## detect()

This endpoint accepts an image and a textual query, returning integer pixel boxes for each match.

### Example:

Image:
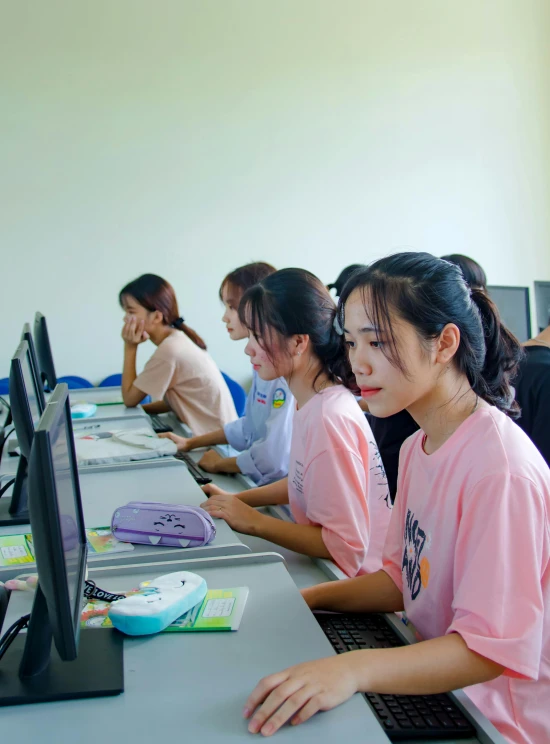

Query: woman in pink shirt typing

[243,253,550,743]
[200,268,392,578]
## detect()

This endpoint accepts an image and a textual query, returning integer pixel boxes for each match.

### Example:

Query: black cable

[0,396,12,427]
[0,613,31,662]
[0,478,16,498]
[0,425,16,463]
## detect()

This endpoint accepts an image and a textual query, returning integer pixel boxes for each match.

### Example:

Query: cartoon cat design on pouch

[111,502,216,549]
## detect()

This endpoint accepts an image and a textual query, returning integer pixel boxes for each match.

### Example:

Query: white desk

[0,553,391,743]
[0,461,250,581]
[68,387,147,421]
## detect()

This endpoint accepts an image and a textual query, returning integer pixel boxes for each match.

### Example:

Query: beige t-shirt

[134,332,237,436]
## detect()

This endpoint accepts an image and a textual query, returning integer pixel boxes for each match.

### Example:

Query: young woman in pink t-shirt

[243,253,550,744]
[200,268,392,578]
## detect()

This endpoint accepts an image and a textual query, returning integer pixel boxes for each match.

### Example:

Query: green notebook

[81,587,249,631]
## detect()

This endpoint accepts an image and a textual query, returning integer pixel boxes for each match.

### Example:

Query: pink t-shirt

[382,406,550,744]
[288,385,392,577]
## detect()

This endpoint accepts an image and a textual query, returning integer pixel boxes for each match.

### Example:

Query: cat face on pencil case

[111,502,216,548]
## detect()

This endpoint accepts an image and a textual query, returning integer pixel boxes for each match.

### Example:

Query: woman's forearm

[142,401,171,414]
[349,633,504,696]
[303,570,405,614]
[238,478,289,507]
[187,429,228,450]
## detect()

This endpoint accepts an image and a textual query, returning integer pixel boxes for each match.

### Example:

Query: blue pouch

[108,571,207,636]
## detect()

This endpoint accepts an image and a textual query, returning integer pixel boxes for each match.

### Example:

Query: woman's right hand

[158,432,191,452]
[301,585,322,611]
[201,483,230,499]
[122,317,149,346]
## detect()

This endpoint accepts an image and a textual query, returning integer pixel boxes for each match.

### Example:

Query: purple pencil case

[111,501,216,548]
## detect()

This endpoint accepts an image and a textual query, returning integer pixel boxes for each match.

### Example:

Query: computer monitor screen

[534,281,550,333]
[0,341,38,526]
[28,384,87,656]
[21,323,46,414]
[33,312,57,391]
[9,340,39,459]
[487,286,532,343]
[0,383,123,705]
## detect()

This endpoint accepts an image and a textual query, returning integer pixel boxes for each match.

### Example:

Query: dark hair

[119,274,207,351]
[441,254,487,291]
[239,268,355,390]
[219,262,277,302]
[339,252,523,416]
[327,264,365,298]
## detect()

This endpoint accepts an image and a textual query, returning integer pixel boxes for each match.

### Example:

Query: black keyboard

[315,613,475,740]
[148,415,173,434]
[174,452,212,486]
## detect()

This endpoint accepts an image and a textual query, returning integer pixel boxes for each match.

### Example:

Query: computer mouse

[70,403,97,419]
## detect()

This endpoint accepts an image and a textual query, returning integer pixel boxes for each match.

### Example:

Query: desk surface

[0,460,249,580]
[0,555,390,743]
[68,387,146,421]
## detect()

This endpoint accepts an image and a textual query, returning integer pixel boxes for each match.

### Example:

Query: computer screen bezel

[534,281,550,333]
[27,384,87,660]
[9,341,36,460]
[487,284,532,342]
[33,312,57,391]
[21,323,47,414]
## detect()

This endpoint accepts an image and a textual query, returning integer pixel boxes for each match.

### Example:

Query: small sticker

[273,388,286,409]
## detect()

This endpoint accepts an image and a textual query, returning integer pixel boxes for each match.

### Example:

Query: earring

[297,351,302,356]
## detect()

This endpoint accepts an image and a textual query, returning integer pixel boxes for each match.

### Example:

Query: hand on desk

[158,432,191,452]
[200,493,261,535]
[244,655,358,736]
[201,483,228,498]
[197,449,223,473]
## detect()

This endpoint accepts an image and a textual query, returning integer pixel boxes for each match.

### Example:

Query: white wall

[2,0,550,386]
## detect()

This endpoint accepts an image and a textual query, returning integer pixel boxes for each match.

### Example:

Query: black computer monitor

[534,281,550,333]
[0,384,123,706]
[0,341,43,527]
[33,312,57,391]
[487,286,532,343]
[21,323,46,414]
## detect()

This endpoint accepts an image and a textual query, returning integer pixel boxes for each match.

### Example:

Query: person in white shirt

[162,262,295,485]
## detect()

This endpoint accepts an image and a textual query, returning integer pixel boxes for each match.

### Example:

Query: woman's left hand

[198,449,223,473]
[200,493,261,535]
[243,655,359,736]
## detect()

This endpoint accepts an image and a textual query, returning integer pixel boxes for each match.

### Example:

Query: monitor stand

[0,458,29,527]
[0,588,124,706]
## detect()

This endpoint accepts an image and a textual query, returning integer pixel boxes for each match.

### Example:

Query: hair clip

[333,314,343,335]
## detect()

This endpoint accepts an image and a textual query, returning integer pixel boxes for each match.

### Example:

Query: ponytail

[171,316,207,351]
[469,289,523,417]
[120,274,207,351]
[339,252,523,416]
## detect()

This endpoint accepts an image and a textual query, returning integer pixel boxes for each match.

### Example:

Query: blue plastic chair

[0,378,9,395]
[98,374,122,387]
[57,376,94,390]
[98,373,150,404]
[222,372,246,417]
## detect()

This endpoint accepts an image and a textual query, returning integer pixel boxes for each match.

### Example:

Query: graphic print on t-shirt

[369,439,391,508]
[402,509,430,600]
[292,460,305,495]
